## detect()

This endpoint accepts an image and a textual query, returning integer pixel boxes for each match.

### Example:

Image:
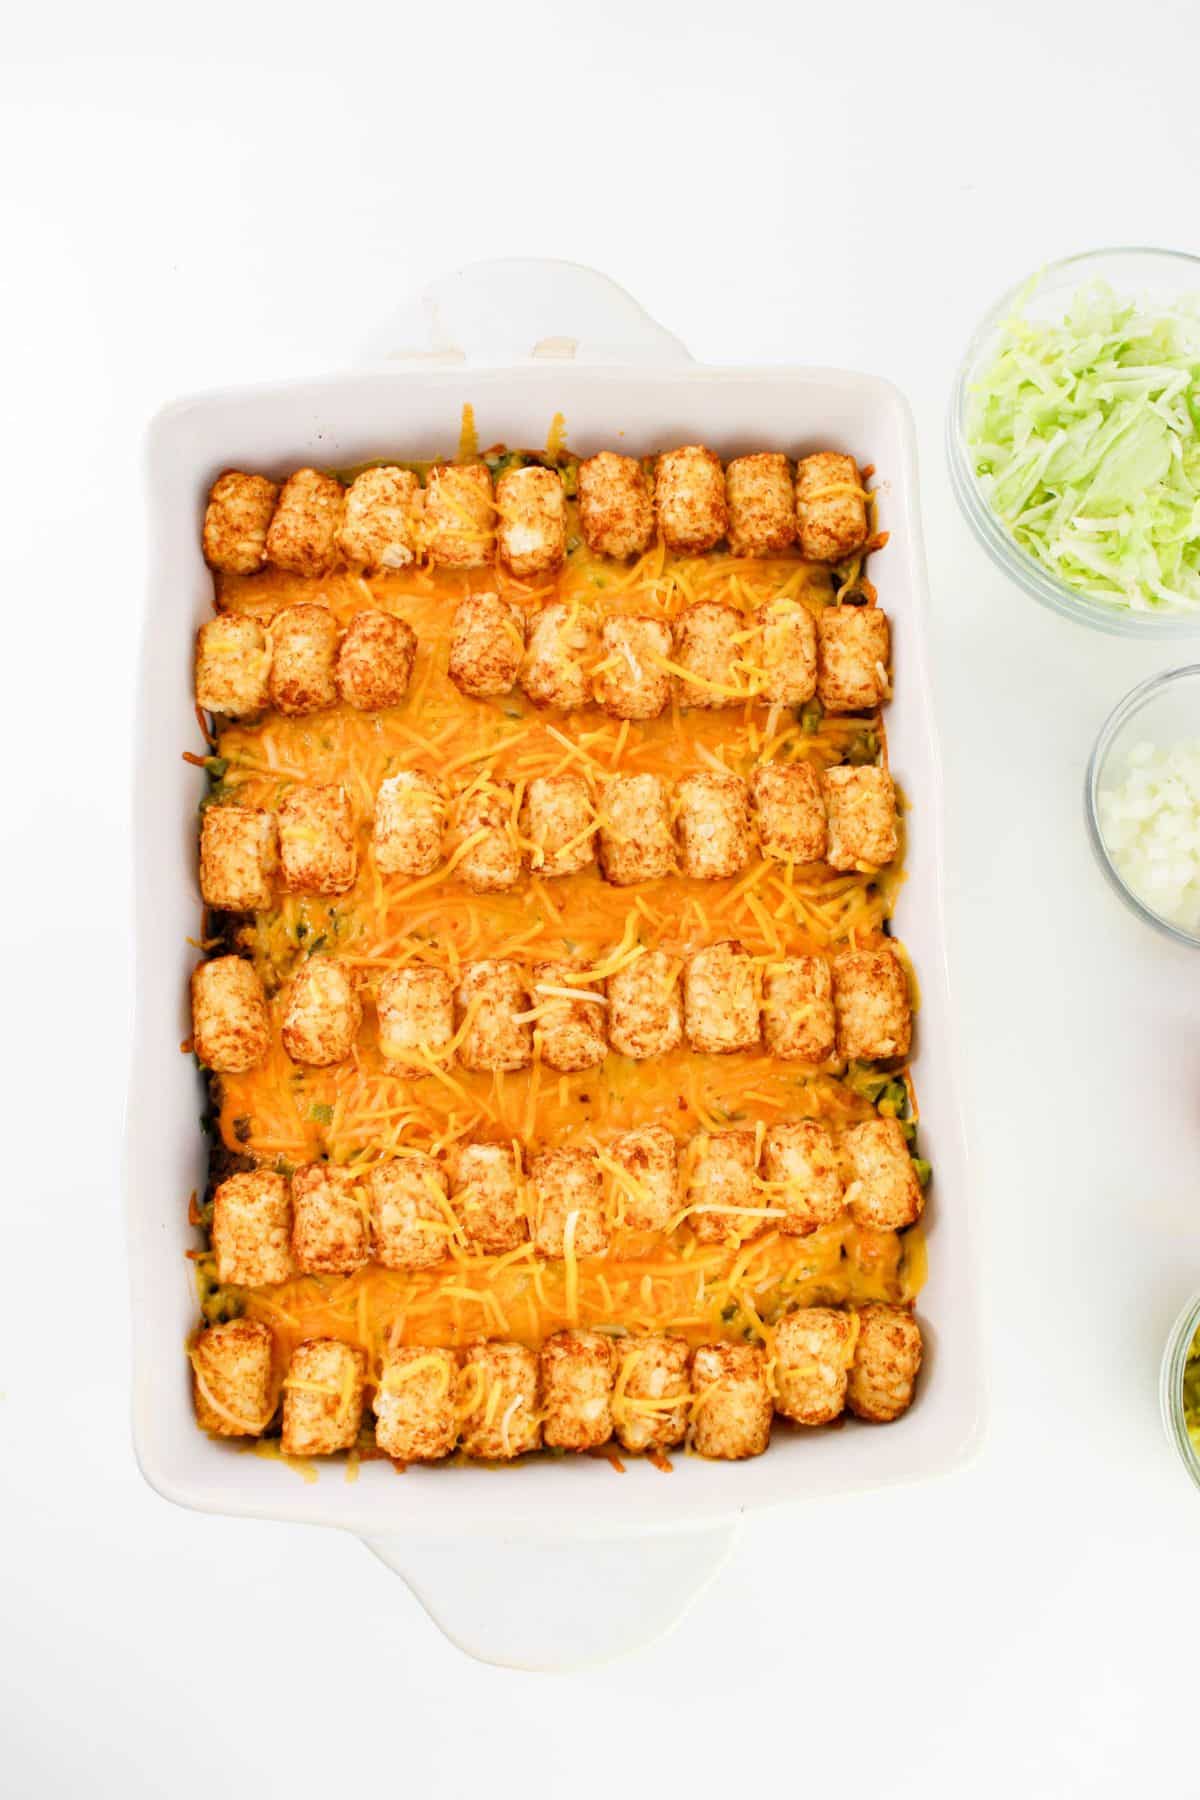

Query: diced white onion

[1098,738,1200,931]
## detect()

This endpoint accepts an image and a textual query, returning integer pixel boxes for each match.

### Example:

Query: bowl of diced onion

[949,247,1200,636]
[1087,666,1200,944]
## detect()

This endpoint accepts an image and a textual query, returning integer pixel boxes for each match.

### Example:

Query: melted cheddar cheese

[199,464,922,1379]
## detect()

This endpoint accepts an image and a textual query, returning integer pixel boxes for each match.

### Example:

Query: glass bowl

[1161,1291,1200,1492]
[1085,665,1200,946]
[948,246,1200,638]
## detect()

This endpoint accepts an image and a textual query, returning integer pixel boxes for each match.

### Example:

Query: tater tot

[496,464,566,576]
[191,1320,276,1438]
[672,600,745,709]
[761,955,836,1062]
[842,1118,923,1230]
[335,466,420,571]
[598,773,674,885]
[817,604,890,714]
[203,471,279,575]
[376,966,455,1072]
[191,956,270,1073]
[447,1142,527,1254]
[683,940,760,1054]
[422,463,494,568]
[613,1336,691,1454]
[282,1339,366,1456]
[726,452,796,557]
[577,451,654,559]
[750,761,827,864]
[335,610,417,711]
[447,591,525,698]
[762,1120,844,1236]
[268,603,338,716]
[530,1147,608,1258]
[591,615,673,720]
[280,957,361,1067]
[755,597,817,705]
[530,961,607,1073]
[655,446,728,553]
[194,614,272,720]
[277,785,358,895]
[290,1162,370,1274]
[211,1170,294,1287]
[690,1343,772,1460]
[373,770,446,877]
[540,1330,617,1451]
[685,1131,760,1245]
[458,1342,541,1459]
[521,601,599,711]
[374,1346,459,1461]
[675,770,752,880]
[773,1307,856,1426]
[605,1125,677,1231]
[795,451,869,563]
[455,960,532,1072]
[798,450,874,561]
[368,1155,451,1271]
[199,804,277,912]
[606,949,683,1060]
[822,765,898,871]
[448,781,523,893]
[847,1304,922,1422]
[832,946,911,1061]
[265,468,344,577]
[520,773,596,877]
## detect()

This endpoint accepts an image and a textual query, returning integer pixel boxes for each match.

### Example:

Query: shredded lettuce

[967,281,1200,612]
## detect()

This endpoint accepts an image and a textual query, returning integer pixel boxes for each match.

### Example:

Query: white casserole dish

[129,261,982,1668]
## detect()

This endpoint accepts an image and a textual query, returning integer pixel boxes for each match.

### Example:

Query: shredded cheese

[203,506,918,1408]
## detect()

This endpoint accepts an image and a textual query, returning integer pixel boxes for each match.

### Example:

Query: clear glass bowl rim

[947,244,1200,640]
[1084,664,1200,949]
[1160,1290,1200,1492]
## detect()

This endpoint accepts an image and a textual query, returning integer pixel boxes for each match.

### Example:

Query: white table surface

[4,2,1200,1791]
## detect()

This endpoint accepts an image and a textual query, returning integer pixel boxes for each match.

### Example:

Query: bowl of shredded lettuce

[950,247,1200,635]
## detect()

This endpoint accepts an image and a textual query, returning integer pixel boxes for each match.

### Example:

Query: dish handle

[356,255,708,1669]
[361,1522,739,1670]
[358,257,694,369]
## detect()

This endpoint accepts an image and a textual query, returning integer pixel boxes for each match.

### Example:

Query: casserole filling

[186,438,928,1467]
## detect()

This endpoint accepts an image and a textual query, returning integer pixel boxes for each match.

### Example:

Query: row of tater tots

[208,1114,925,1289]
[191,938,912,1078]
[195,605,416,719]
[201,449,874,582]
[192,1304,922,1461]
[448,591,888,717]
[199,760,898,916]
[194,593,890,726]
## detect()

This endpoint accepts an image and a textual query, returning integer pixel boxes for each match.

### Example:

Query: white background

[3,1,1200,1792]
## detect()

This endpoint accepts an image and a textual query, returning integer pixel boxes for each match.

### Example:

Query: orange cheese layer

[231,1220,926,1378]
[204,522,918,1354]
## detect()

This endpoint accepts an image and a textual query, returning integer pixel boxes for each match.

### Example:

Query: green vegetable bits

[968,281,1200,612]
[1184,1324,1200,1457]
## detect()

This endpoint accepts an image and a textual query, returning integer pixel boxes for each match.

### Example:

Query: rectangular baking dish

[129,264,981,1553]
